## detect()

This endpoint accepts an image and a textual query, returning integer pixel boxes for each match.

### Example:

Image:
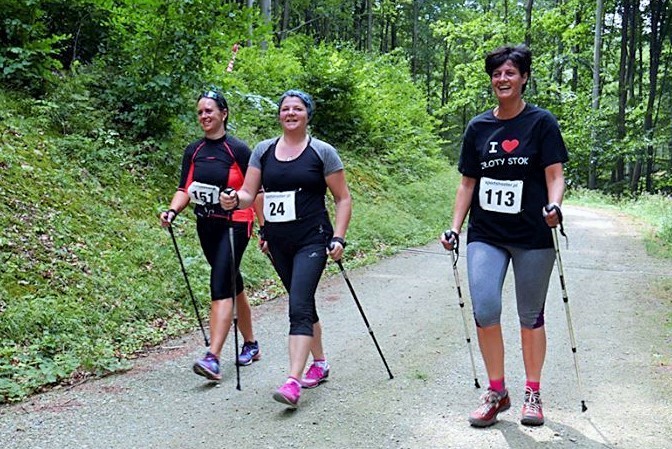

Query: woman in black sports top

[221,90,352,409]
[160,90,262,381]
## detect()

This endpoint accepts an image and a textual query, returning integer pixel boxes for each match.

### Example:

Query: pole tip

[581,401,587,412]
[474,379,481,389]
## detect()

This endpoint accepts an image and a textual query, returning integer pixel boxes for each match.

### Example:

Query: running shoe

[272,378,301,408]
[300,361,330,389]
[468,388,511,427]
[237,341,261,366]
[520,387,544,426]
[192,352,221,381]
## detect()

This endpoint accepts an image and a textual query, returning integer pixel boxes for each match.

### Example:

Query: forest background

[0,0,670,404]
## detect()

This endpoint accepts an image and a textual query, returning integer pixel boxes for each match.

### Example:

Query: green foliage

[0,0,68,94]
[218,38,442,183]
[0,32,451,402]
[2,0,668,405]
[93,1,268,139]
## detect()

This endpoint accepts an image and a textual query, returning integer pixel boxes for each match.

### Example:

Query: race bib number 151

[187,182,220,205]
[479,177,524,214]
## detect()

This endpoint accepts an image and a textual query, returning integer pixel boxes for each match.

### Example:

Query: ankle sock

[313,359,328,369]
[525,380,540,392]
[489,378,506,394]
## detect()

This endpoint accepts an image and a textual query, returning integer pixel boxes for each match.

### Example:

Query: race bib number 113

[479,177,523,214]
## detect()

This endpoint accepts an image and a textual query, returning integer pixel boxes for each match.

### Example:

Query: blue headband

[278,89,315,121]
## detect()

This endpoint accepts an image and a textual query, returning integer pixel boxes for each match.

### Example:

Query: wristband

[331,236,346,248]
[167,208,178,222]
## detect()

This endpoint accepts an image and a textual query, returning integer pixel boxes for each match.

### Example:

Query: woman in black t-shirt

[440,45,568,428]
[160,90,262,381]
[221,90,352,409]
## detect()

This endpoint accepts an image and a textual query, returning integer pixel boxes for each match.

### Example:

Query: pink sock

[526,380,540,392]
[489,378,505,393]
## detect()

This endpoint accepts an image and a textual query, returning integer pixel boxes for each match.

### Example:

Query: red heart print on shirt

[502,139,519,153]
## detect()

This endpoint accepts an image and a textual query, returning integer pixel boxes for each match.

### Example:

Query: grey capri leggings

[466,241,556,329]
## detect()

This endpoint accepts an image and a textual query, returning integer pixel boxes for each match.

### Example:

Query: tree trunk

[644,0,668,192]
[615,0,632,185]
[411,0,420,80]
[354,0,364,51]
[441,41,450,106]
[589,0,604,189]
[571,10,581,92]
[259,0,271,49]
[366,0,373,52]
[524,0,533,48]
[279,0,290,43]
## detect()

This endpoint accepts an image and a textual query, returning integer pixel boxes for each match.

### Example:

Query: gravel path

[1,205,671,449]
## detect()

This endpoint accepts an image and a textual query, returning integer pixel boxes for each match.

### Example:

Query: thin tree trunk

[524,0,533,48]
[279,0,290,43]
[411,0,420,80]
[441,41,451,106]
[571,10,581,92]
[366,0,373,52]
[589,0,604,189]
[644,0,669,192]
[615,0,632,185]
[259,0,271,49]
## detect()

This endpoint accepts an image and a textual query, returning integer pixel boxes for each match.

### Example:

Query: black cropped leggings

[268,241,328,336]
[196,218,249,300]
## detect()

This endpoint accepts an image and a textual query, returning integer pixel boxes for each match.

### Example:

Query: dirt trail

[1,205,671,449]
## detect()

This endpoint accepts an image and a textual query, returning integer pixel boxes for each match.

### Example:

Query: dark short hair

[199,89,229,128]
[278,89,315,121]
[485,45,532,93]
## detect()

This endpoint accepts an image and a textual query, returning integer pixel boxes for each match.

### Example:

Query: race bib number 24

[263,191,297,222]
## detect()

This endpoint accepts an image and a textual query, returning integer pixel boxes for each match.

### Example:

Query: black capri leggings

[268,240,328,336]
[196,218,250,300]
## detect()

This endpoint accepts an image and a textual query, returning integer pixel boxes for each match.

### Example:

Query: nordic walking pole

[444,230,480,388]
[224,189,242,391]
[167,224,209,347]
[334,257,394,379]
[546,205,587,412]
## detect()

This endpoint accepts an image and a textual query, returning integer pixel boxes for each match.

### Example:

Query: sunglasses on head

[202,91,221,100]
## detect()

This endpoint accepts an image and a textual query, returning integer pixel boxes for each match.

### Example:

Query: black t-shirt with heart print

[458,104,569,249]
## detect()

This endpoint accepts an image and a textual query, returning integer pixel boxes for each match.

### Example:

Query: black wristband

[331,236,346,248]
[168,208,178,216]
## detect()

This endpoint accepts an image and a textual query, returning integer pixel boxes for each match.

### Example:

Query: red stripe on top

[222,141,254,224]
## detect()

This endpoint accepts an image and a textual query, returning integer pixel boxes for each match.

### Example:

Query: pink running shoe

[300,361,330,389]
[520,387,544,426]
[273,378,301,408]
[468,388,511,427]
